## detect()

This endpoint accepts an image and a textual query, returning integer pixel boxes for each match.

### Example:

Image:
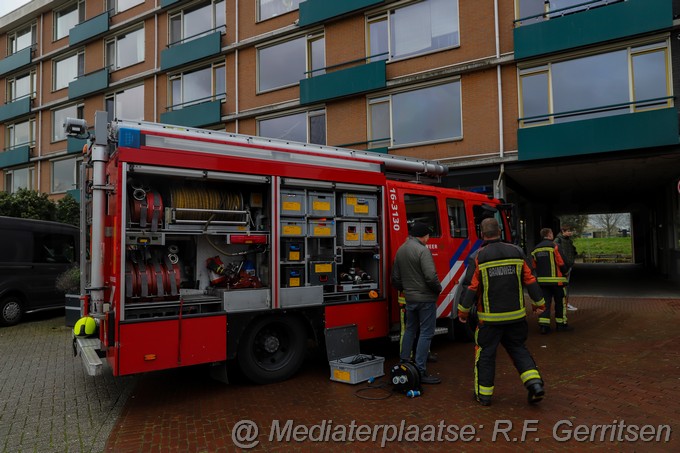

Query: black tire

[237,315,307,384]
[0,295,23,327]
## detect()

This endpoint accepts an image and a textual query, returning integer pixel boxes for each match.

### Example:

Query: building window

[516,0,612,26]
[52,157,81,193]
[6,118,36,150]
[54,1,85,41]
[258,0,302,21]
[106,85,144,121]
[106,0,144,14]
[54,51,85,91]
[4,167,35,193]
[7,71,36,102]
[52,104,84,142]
[258,109,326,145]
[169,64,225,110]
[106,27,145,70]
[169,0,225,45]
[519,41,671,127]
[258,33,325,92]
[8,23,36,55]
[368,80,462,148]
[367,0,459,61]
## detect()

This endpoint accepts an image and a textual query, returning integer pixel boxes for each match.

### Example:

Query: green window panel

[0,145,30,169]
[160,0,182,7]
[518,108,679,161]
[300,60,386,105]
[299,0,383,26]
[160,32,221,71]
[0,97,31,122]
[160,100,222,128]
[0,47,32,77]
[67,137,88,154]
[68,68,109,99]
[514,0,672,60]
[69,11,109,46]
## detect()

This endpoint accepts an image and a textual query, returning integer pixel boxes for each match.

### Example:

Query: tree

[558,215,588,236]
[2,188,56,220]
[590,213,627,237]
[56,194,80,226]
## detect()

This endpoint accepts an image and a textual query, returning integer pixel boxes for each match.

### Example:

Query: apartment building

[1,0,679,278]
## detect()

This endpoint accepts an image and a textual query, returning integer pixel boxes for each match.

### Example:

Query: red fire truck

[71,113,514,384]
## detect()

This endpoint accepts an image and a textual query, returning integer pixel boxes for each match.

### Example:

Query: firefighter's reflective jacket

[531,239,568,286]
[459,239,544,324]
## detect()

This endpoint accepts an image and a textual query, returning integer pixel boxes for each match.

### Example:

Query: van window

[447,198,467,238]
[2,229,32,262]
[33,233,76,263]
[404,194,440,237]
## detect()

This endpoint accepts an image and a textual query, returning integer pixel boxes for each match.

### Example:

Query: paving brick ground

[104,296,680,452]
[0,312,136,453]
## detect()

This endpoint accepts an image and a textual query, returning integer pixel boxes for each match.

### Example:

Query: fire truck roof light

[118,128,141,148]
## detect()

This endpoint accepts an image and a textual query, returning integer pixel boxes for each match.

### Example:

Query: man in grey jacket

[391,222,442,384]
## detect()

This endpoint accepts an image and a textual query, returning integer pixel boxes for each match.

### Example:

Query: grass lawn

[574,237,632,257]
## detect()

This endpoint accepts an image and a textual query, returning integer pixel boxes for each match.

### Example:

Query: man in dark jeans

[391,222,442,384]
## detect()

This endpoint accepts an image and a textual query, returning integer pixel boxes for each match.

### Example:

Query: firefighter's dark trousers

[538,285,567,326]
[474,319,542,399]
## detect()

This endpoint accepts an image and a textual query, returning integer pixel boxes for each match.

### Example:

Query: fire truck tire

[237,315,307,384]
[0,295,23,326]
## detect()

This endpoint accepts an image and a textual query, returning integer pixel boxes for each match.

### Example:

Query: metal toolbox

[309,261,336,285]
[280,189,306,217]
[338,221,361,246]
[308,191,335,217]
[360,222,378,246]
[281,219,306,237]
[325,324,385,384]
[340,193,378,217]
[308,219,336,237]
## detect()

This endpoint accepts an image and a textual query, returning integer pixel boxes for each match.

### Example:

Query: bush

[56,266,81,294]
[0,189,80,226]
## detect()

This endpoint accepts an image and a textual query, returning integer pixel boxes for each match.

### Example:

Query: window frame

[367,79,463,149]
[257,108,327,145]
[51,155,82,194]
[105,25,145,71]
[8,22,37,55]
[53,50,85,91]
[257,0,303,22]
[105,84,145,122]
[447,198,468,238]
[403,193,441,238]
[168,0,226,46]
[7,71,37,103]
[106,0,145,15]
[52,104,84,143]
[257,31,325,93]
[168,62,226,111]
[366,0,460,62]
[6,118,36,150]
[4,166,35,194]
[54,0,85,41]
[518,39,672,128]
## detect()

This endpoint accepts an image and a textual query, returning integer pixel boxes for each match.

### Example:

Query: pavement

[1,263,679,452]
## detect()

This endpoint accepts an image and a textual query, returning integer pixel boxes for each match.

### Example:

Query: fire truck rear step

[75,337,103,376]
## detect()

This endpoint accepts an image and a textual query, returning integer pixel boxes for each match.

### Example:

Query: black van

[0,216,79,326]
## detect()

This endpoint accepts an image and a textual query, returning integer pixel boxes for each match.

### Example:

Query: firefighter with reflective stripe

[458,218,546,406]
[531,228,571,334]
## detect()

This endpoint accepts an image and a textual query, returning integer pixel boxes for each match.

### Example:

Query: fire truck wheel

[0,295,23,326]
[237,316,307,384]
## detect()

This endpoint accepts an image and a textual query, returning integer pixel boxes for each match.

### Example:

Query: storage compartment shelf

[124,294,222,320]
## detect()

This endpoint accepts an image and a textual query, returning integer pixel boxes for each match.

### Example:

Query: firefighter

[531,228,571,334]
[458,218,546,406]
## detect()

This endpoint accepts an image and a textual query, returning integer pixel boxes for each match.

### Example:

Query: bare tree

[590,213,626,237]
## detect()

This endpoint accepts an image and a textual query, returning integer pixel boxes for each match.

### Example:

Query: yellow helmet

[73,316,97,337]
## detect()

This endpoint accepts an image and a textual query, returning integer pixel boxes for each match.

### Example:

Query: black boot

[556,324,574,332]
[527,382,545,404]
[539,325,551,335]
